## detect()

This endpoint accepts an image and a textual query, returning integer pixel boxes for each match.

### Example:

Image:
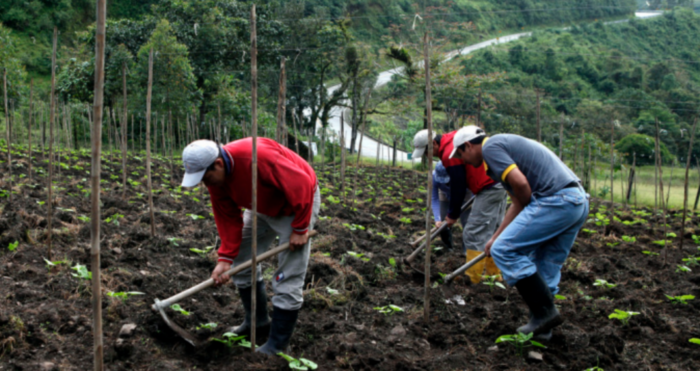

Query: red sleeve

[208,185,244,263]
[263,155,316,235]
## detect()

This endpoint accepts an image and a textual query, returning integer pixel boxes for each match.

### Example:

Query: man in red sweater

[180,138,320,355]
[412,129,506,283]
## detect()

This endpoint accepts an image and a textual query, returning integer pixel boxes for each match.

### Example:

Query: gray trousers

[461,184,507,253]
[231,187,321,310]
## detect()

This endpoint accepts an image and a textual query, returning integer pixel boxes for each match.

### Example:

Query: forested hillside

[453,8,700,163]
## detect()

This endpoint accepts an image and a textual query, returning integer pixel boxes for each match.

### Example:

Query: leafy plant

[582,228,597,234]
[682,255,700,266]
[186,213,205,220]
[495,332,546,356]
[104,213,124,226]
[210,332,251,348]
[43,258,68,270]
[374,305,404,316]
[190,246,214,256]
[77,215,90,222]
[482,274,506,291]
[401,207,415,213]
[665,294,695,305]
[71,264,92,280]
[170,304,191,316]
[388,258,397,269]
[277,353,318,370]
[326,287,339,295]
[167,237,182,246]
[690,338,700,346]
[7,241,18,251]
[621,235,636,243]
[554,294,567,300]
[347,251,370,262]
[196,323,218,330]
[342,223,365,231]
[676,265,692,273]
[642,250,659,256]
[608,309,639,326]
[326,195,340,204]
[399,217,412,224]
[107,291,145,302]
[593,279,617,289]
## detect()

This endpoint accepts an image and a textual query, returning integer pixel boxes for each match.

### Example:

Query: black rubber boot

[256,307,299,356]
[230,283,271,337]
[439,226,454,250]
[514,273,563,336]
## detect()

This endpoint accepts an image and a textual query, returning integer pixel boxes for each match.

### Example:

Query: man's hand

[289,232,309,251]
[211,261,232,286]
[484,237,495,257]
[435,220,443,228]
[444,216,457,227]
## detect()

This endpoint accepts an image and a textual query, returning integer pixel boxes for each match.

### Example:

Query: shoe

[256,307,299,356]
[464,250,486,284]
[439,226,453,250]
[229,283,271,337]
[514,273,563,336]
[484,257,502,281]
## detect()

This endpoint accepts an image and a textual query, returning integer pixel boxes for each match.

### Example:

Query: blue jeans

[490,186,589,294]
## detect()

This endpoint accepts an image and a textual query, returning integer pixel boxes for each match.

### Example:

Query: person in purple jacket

[431,161,458,250]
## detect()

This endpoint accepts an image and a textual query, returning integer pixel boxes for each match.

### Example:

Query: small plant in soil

[584,367,605,371]
[582,228,597,235]
[399,217,412,224]
[608,309,639,326]
[167,237,181,246]
[43,258,68,270]
[342,223,365,231]
[77,215,90,222]
[665,294,695,305]
[374,305,403,316]
[190,246,214,256]
[104,213,124,226]
[495,332,546,356]
[277,352,318,370]
[643,250,660,256]
[186,213,205,220]
[482,274,506,291]
[196,323,217,330]
[347,251,370,262]
[325,287,339,295]
[210,332,251,348]
[593,279,617,289]
[107,291,145,302]
[681,255,700,266]
[71,264,92,280]
[676,265,692,273]
[7,241,18,252]
[169,304,191,316]
[401,207,414,213]
[689,338,700,346]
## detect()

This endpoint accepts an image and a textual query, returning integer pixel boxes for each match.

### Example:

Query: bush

[615,134,672,165]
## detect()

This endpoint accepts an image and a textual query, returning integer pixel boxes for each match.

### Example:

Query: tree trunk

[121,62,128,199]
[3,68,10,202]
[47,28,57,260]
[680,117,697,251]
[340,113,346,199]
[146,49,156,236]
[276,57,286,144]
[423,31,433,323]
[626,154,635,202]
[28,79,34,181]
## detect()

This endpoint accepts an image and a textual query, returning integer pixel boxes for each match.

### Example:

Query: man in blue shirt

[451,126,589,340]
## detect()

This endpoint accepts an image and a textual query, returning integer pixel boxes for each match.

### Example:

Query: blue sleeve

[446,165,467,220]
[431,174,441,222]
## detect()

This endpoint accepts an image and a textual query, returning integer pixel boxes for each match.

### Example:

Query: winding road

[316,11,662,161]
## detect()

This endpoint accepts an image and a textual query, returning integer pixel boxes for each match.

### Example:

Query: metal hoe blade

[154,299,202,347]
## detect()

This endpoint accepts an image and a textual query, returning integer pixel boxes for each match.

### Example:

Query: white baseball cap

[411,129,437,160]
[449,126,486,159]
[181,140,220,187]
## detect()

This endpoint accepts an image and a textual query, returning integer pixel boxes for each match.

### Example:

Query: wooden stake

[656,119,668,265]
[91,1,106,366]
[423,31,433,323]
[3,68,10,202]
[609,120,614,221]
[121,62,128,199]
[340,112,346,198]
[654,117,659,213]
[276,57,286,144]
[28,79,34,181]
[250,5,259,351]
[666,159,674,207]
[680,117,697,251]
[48,28,57,260]
[146,49,156,236]
[626,153,635,202]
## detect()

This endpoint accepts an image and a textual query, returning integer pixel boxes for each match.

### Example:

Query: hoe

[152,230,318,347]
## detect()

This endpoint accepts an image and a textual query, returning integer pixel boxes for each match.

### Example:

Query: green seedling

[582,228,597,234]
[584,367,604,371]
[666,232,677,238]
[210,332,251,348]
[399,217,412,224]
[326,195,340,204]
[495,332,546,356]
[652,240,672,246]
[71,264,92,280]
[107,291,145,302]
[7,241,18,251]
[690,338,700,346]
[676,265,692,273]
[593,279,617,289]
[482,274,506,291]
[374,305,404,316]
[167,237,181,246]
[190,246,214,256]
[77,215,90,222]
[682,256,700,266]
[606,242,620,248]
[642,251,659,256]
[169,304,191,316]
[347,252,370,262]
[43,258,68,270]
[388,258,397,269]
[104,214,124,226]
[401,207,414,213]
[326,287,339,295]
[342,223,365,231]
[277,353,318,370]
[692,235,700,245]
[186,213,205,220]
[608,309,639,326]
[375,232,396,240]
[36,200,45,206]
[554,295,567,300]
[665,294,695,305]
[196,323,218,330]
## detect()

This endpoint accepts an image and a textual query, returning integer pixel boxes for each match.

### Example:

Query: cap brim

[449,146,459,159]
[411,147,426,161]
[181,169,206,187]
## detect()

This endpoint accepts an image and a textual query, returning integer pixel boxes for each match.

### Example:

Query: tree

[615,133,672,165]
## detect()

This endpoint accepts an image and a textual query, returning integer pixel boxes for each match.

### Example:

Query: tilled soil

[1,147,699,370]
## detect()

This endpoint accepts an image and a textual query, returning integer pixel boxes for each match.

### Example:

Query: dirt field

[1,147,699,370]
